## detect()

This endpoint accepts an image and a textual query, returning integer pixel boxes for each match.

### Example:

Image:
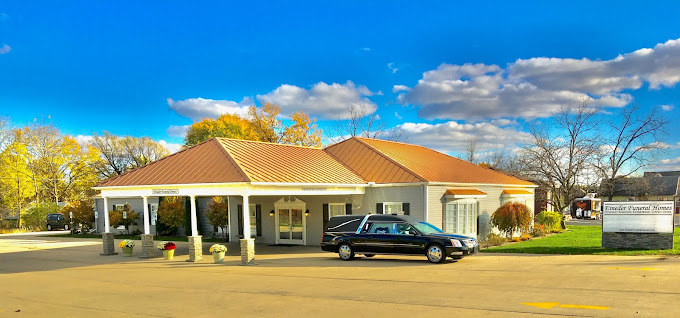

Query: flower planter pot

[162,249,175,260]
[122,247,133,257]
[212,251,225,263]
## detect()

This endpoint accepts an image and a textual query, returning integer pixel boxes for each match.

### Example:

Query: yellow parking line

[559,304,609,310]
[606,267,660,271]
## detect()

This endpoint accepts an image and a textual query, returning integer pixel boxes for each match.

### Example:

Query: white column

[103,197,110,233]
[242,194,251,239]
[142,196,150,235]
[190,195,198,236]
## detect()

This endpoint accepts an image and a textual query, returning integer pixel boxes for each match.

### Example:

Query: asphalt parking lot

[1,234,679,317]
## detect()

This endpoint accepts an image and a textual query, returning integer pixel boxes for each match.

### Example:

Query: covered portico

[95,182,365,264]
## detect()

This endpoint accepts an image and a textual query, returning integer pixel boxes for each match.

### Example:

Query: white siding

[355,185,425,220]
[428,184,535,238]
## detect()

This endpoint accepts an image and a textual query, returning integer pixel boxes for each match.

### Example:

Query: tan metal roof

[502,189,533,195]
[445,189,488,196]
[217,139,366,184]
[96,138,366,187]
[324,138,424,183]
[327,137,534,186]
[96,139,248,187]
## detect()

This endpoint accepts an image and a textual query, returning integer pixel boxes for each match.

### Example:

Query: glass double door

[277,208,304,244]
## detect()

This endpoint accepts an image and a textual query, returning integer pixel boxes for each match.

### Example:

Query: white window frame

[114,204,125,211]
[444,199,478,236]
[328,203,346,220]
[383,202,403,215]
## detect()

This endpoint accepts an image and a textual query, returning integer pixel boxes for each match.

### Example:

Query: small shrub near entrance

[206,197,229,240]
[531,224,548,237]
[157,197,185,236]
[535,210,562,232]
[480,233,507,248]
[491,202,533,238]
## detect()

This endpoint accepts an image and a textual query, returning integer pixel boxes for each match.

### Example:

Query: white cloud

[387,62,399,74]
[394,120,531,154]
[158,140,183,153]
[0,44,11,54]
[256,81,379,120]
[167,97,252,121]
[659,157,680,165]
[360,47,371,52]
[394,112,402,120]
[166,125,190,138]
[75,135,93,147]
[396,38,680,120]
[661,104,674,111]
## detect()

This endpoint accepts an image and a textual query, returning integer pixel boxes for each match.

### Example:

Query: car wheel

[364,254,375,258]
[47,224,52,231]
[426,244,446,263]
[64,224,69,231]
[338,244,355,261]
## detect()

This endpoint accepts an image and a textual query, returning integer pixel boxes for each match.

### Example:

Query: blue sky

[1,1,679,170]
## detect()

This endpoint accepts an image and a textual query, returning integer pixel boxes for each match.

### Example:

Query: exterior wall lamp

[269,210,274,216]
[305,210,310,216]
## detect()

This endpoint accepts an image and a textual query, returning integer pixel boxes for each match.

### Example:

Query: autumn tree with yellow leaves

[184,103,322,147]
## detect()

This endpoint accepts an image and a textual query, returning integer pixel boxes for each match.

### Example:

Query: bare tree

[90,132,169,179]
[329,104,404,143]
[464,136,479,163]
[519,100,601,212]
[596,104,668,200]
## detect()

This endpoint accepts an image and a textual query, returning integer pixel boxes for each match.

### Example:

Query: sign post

[602,201,675,249]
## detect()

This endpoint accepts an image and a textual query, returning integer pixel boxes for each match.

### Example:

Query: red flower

[165,242,176,250]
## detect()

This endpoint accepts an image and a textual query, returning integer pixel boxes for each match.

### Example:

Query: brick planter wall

[602,232,673,249]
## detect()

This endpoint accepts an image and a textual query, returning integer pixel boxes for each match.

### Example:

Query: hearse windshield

[412,221,443,235]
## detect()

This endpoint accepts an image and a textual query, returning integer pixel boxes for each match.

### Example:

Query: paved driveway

[1,234,679,317]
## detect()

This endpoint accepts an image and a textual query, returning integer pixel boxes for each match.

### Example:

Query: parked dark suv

[46,213,69,231]
[321,214,478,263]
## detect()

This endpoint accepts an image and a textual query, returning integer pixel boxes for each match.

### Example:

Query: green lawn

[482,225,680,256]
[44,233,229,243]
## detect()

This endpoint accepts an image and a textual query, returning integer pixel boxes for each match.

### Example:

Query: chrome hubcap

[339,246,351,258]
[428,246,443,262]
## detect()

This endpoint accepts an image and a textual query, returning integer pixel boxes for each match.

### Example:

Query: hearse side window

[368,222,396,234]
[395,223,416,235]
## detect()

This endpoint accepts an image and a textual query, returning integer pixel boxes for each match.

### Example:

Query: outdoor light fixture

[305,209,310,216]
[269,210,274,216]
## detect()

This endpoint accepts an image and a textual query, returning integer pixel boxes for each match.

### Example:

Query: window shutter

[346,203,352,215]
[402,203,410,215]
[376,203,383,214]
[256,204,262,237]
[237,204,243,237]
[322,204,329,230]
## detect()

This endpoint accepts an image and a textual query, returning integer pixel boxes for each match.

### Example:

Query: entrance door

[275,198,306,245]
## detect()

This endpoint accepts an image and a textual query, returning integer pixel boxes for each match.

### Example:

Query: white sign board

[150,204,158,226]
[602,201,675,234]
[152,189,179,195]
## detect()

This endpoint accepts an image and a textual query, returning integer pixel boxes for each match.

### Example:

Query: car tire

[426,244,446,264]
[364,254,375,258]
[338,244,355,261]
[47,224,52,231]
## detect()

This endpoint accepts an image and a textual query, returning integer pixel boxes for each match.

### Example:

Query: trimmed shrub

[530,224,548,237]
[108,203,139,234]
[59,199,95,232]
[22,203,60,231]
[491,202,533,238]
[535,210,562,232]
[481,233,507,248]
[521,233,531,241]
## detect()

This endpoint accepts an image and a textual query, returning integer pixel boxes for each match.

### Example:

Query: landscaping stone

[602,232,673,250]
[139,234,154,258]
[240,238,255,265]
[187,235,203,262]
[100,233,117,256]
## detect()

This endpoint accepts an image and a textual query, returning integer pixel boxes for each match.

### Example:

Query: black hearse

[321,214,478,263]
